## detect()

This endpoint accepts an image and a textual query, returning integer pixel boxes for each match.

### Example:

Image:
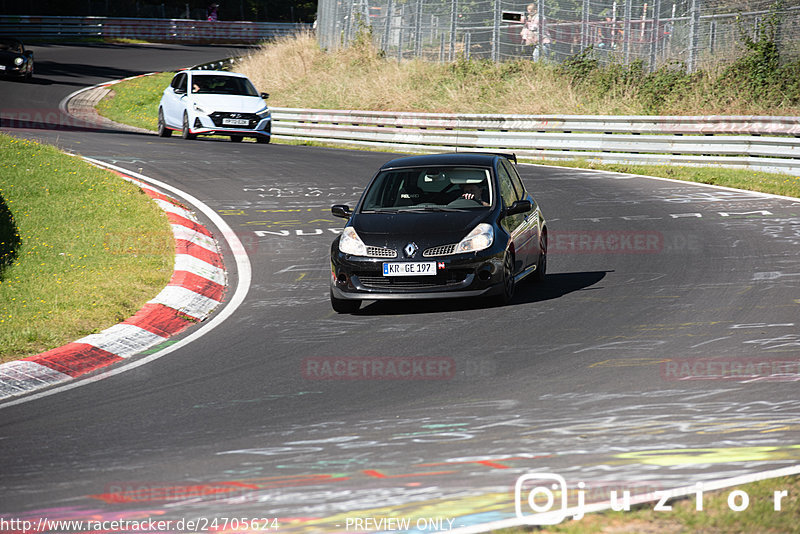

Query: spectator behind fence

[207,3,219,21]
[520,3,551,61]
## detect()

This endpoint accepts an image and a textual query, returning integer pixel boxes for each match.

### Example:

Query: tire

[181,112,196,140]
[256,122,271,144]
[230,135,243,142]
[157,108,172,137]
[493,252,516,306]
[532,230,547,283]
[331,291,360,313]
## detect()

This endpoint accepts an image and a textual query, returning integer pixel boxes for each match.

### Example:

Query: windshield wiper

[392,207,469,213]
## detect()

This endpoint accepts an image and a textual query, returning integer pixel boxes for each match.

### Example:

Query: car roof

[379,152,514,170]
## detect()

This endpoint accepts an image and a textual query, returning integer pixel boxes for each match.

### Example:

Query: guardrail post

[581,0,589,50]
[398,4,405,61]
[649,0,661,71]
[449,0,458,61]
[623,0,632,65]
[382,0,393,53]
[537,0,544,60]
[687,0,701,73]
[492,0,500,62]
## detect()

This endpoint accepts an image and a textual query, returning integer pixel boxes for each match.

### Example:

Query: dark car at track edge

[329,152,547,313]
[0,38,33,81]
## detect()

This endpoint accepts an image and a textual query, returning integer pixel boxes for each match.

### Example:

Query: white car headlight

[339,226,368,256]
[255,108,271,120]
[14,57,24,66]
[456,223,494,253]
[192,103,209,115]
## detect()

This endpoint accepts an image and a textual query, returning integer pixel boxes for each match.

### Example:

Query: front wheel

[181,112,196,140]
[492,252,516,306]
[256,122,271,144]
[157,108,171,137]
[331,291,360,313]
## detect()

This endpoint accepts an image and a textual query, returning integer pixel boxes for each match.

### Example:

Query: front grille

[423,244,457,257]
[355,270,470,290]
[209,112,260,129]
[366,246,397,258]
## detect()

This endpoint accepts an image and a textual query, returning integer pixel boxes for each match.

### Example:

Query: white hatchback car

[158,70,271,143]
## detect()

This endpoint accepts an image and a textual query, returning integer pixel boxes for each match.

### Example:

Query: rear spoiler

[467,151,517,164]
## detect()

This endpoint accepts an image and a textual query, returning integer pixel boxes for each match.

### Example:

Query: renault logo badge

[404,242,418,258]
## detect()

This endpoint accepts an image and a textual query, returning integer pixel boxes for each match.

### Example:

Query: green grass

[0,135,173,361]
[501,476,800,533]
[95,72,173,131]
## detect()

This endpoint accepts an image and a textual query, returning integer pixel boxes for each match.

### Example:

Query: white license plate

[222,118,249,126]
[383,262,437,276]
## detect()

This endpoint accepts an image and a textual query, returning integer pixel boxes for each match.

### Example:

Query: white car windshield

[191,75,258,96]
[361,166,493,212]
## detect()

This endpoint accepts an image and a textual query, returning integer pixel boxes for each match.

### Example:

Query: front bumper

[189,114,271,138]
[0,64,29,77]
[330,246,506,301]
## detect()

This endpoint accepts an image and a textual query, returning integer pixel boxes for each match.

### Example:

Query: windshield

[0,39,22,53]
[361,166,493,212]
[190,75,259,96]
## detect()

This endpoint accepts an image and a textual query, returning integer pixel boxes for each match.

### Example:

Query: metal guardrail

[1,15,311,43]
[271,108,800,176]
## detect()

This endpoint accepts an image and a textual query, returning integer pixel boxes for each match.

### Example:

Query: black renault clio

[329,152,547,313]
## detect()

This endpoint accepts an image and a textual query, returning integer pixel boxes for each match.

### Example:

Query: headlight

[255,108,271,120]
[456,223,494,253]
[192,103,209,115]
[14,57,24,66]
[339,226,368,256]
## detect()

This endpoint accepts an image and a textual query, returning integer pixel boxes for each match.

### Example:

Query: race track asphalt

[1,43,800,531]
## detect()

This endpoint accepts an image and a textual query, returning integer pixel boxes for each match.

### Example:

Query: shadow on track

[356,270,610,316]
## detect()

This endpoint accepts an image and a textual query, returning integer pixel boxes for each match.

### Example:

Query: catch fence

[316,0,800,71]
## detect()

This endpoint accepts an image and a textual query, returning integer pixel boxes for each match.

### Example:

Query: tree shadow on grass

[0,193,20,280]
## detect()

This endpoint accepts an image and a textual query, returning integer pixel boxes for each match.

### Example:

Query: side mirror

[331,205,352,219]
[260,92,270,100]
[505,199,532,216]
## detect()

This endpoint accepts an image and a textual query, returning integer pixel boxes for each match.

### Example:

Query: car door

[162,72,188,127]
[497,161,529,273]
[502,158,541,271]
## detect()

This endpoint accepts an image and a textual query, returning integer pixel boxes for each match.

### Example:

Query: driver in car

[459,182,489,206]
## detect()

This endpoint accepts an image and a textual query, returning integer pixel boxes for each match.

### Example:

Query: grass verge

[95,72,174,131]
[0,134,173,362]
[501,475,800,533]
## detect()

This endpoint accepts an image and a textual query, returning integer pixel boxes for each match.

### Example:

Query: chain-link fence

[316,0,800,71]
